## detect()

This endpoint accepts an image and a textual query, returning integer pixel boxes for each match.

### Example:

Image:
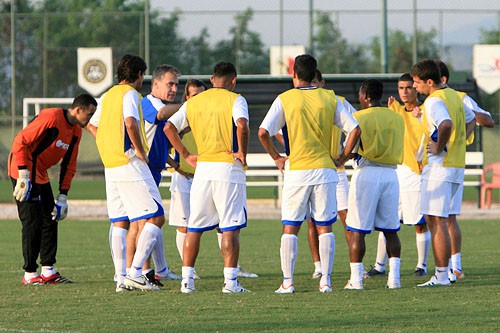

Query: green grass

[0,218,499,332]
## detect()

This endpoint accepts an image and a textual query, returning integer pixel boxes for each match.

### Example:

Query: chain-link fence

[1,1,499,179]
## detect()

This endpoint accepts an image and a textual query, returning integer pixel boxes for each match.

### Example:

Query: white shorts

[449,182,463,215]
[169,173,193,227]
[336,170,349,211]
[281,182,338,227]
[106,177,164,223]
[188,178,247,232]
[397,166,424,225]
[421,178,461,218]
[346,166,400,234]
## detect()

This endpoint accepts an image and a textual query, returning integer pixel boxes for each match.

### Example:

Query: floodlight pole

[11,0,16,138]
[309,0,314,56]
[412,0,417,64]
[381,0,388,73]
[144,0,150,74]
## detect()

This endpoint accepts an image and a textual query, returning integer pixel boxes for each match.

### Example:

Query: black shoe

[366,266,386,277]
[145,270,164,287]
[414,267,427,277]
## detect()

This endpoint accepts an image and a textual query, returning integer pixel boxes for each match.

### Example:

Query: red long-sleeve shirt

[8,108,82,193]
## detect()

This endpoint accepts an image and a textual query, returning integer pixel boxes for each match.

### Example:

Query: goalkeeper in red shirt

[8,93,97,285]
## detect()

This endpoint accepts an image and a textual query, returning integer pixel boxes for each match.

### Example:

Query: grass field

[0,218,499,332]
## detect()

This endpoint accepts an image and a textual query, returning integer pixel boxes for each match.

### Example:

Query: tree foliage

[313,11,371,74]
[479,26,500,44]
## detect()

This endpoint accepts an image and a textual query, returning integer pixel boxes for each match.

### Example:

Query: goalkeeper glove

[52,194,68,221]
[13,169,31,202]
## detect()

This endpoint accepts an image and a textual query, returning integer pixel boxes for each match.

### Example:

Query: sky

[150,0,498,48]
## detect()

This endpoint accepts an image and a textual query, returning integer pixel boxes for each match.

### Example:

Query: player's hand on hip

[13,169,31,202]
[231,151,247,167]
[185,154,198,168]
[52,194,68,221]
[274,155,287,174]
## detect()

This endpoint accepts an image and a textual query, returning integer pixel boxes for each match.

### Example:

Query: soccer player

[344,79,404,290]
[308,69,358,279]
[140,64,185,285]
[165,62,251,293]
[94,54,165,291]
[9,93,97,285]
[366,73,431,278]
[168,79,258,280]
[435,60,494,282]
[259,54,360,293]
[410,59,475,287]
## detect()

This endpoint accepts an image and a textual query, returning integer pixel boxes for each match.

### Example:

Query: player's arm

[156,103,182,122]
[428,119,452,154]
[86,123,97,138]
[234,117,249,166]
[125,116,148,163]
[165,106,197,168]
[258,128,286,173]
[258,97,287,173]
[463,95,494,128]
[333,104,361,167]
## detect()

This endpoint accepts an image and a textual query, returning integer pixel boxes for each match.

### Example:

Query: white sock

[314,261,321,273]
[319,232,335,287]
[280,234,298,288]
[435,266,449,282]
[349,262,364,287]
[451,253,462,273]
[217,232,223,250]
[374,232,388,271]
[416,231,430,270]
[129,223,159,278]
[182,266,194,280]
[25,272,39,279]
[176,230,186,261]
[111,226,127,283]
[41,266,55,277]
[223,267,239,288]
[388,257,401,284]
[152,229,169,276]
[108,223,114,260]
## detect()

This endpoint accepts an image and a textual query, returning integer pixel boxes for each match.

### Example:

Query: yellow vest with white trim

[455,90,474,145]
[185,88,238,164]
[389,102,423,174]
[353,106,404,165]
[422,87,466,168]
[96,85,148,168]
[281,88,337,170]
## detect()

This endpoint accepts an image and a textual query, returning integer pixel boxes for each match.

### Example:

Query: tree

[479,26,500,44]
[212,8,268,74]
[370,28,439,73]
[367,28,440,73]
[313,11,370,74]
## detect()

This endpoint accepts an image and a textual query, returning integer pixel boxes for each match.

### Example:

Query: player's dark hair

[153,64,180,82]
[72,93,97,108]
[183,79,208,102]
[435,60,450,80]
[315,69,323,82]
[399,73,413,83]
[213,62,237,79]
[360,79,383,100]
[294,54,317,83]
[116,54,147,83]
[410,59,441,84]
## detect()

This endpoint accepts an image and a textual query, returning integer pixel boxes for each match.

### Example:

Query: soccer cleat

[275,283,295,294]
[145,270,164,287]
[180,278,196,294]
[193,271,201,280]
[448,271,457,283]
[414,267,427,277]
[344,279,364,290]
[156,270,182,281]
[116,283,132,293]
[124,275,160,291]
[386,280,401,289]
[417,275,451,287]
[319,284,332,293]
[41,272,73,284]
[312,271,322,279]
[365,266,386,277]
[237,267,259,278]
[453,269,465,279]
[22,276,43,285]
[222,281,251,293]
